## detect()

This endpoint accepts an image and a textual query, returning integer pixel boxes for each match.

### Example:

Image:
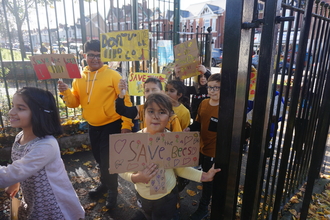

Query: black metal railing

[212,0,330,219]
[0,0,213,130]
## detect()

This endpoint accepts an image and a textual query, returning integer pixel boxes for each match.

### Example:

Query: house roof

[206,4,224,14]
[185,1,225,15]
[166,9,193,21]
[107,3,152,22]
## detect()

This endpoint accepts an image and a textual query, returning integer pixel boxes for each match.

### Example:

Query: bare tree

[1,0,55,58]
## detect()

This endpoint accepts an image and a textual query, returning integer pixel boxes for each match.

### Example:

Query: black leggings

[137,186,179,220]
[199,154,214,208]
[89,120,122,191]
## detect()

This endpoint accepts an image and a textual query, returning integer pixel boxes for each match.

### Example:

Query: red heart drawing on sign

[184,136,193,145]
[127,163,139,171]
[114,139,126,154]
[182,158,191,165]
[193,157,197,161]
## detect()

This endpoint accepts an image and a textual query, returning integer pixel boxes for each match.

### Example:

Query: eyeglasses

[206,86,220,91]
[87,53,101,60]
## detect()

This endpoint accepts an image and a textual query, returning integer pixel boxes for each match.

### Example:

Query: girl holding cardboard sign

[119,93,220,220]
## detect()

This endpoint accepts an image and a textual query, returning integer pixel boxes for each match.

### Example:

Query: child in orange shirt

[185,73,221,219]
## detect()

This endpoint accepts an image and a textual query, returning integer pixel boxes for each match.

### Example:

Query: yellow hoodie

[60,65,133,129]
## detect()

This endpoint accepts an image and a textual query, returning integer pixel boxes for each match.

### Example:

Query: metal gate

[0,0,212,125]
[212,0,330,219]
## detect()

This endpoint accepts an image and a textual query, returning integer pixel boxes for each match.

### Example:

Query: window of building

[212,18,216,31]
[204,19,210,28]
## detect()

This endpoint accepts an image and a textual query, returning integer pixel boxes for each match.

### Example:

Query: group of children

[115,66,222,219]
[0,38,222,220]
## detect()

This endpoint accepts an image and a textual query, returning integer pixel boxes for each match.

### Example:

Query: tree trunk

[16,21,27,59]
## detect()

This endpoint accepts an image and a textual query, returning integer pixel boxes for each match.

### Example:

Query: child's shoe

[105,190,118,209]
[88,184,107,199]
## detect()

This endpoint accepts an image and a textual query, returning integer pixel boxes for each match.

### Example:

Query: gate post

[132,0,140,72]
[210,0,254,218]
[173,0,180,45]
[204,27,212,69]
[79,0,87,44]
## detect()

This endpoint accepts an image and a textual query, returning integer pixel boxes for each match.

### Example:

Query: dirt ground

[1,140,330,219]
[0,151,205,220]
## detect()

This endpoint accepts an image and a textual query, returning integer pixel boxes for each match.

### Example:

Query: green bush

[0,48,29,61]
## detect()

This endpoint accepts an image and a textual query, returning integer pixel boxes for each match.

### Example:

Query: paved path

[62,151,204,220]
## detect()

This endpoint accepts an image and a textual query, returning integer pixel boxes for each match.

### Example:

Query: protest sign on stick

[161,62,175,79]
[101,29,149,62]
[128,72,167,96]
[174,38,200,80]
[29,54,81,80]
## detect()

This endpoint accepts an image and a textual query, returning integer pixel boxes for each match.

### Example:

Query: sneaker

[88,184,107,199]
[189,207,209,220]
[105,190,118,210]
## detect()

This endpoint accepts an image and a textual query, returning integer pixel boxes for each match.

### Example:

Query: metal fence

[2,0,329,219]
[212,0,330,219]
[0,0,212,129]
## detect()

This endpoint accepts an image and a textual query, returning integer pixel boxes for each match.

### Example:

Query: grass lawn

[0,48,30,61]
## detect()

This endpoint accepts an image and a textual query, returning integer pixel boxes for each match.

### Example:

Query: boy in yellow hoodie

[58,39,133,210]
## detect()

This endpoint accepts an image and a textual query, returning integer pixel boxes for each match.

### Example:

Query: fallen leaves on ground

[0,188,10,219]
[61,144,92,155]
[76,188,88,196]
[83,161,93,167]
[186,189,197,196]
[280,178,330,219]
[84,202,97,210]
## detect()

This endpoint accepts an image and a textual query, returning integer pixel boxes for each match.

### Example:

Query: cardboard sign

[108,61,121,70]
[174,38,200,80]
[161,62,175,78]
[109,132,200,174]
[101,30,150,62]
[10,197,20,220]
[29,54,81,80]
[157,40,174,66]
[150,161,166,195]
[128,72,167,96]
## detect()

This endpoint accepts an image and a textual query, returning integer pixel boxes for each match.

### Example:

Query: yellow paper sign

[128,72,167,96]
[248,67,257,101]
[174,38,200,80]
[101,30,149,62]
